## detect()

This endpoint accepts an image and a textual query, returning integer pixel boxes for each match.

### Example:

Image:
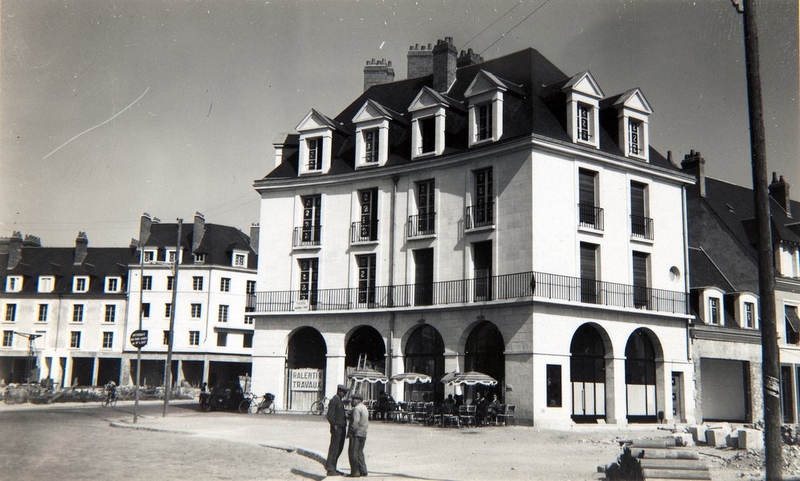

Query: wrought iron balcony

[578,204,604,230]
[351,220,378,243]
[630,215,654,240]
[466,202,494,229]
[293,226,322,247]
[408,212,436,237]
[252,269,687,315]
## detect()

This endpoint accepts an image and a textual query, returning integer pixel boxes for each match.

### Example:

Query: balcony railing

[252,269,687,315]
[293,226,322,247]
[630,215,654,240]
[408,213,436,237]
[578,204,604,230]
[351,220,378,243]
[466,202,494,229]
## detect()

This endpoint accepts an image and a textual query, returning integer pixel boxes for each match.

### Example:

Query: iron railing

[293,226,322,247]
[466,202,494,229]
[252,269,687,315]
[578,204,604,230]
[630,215,654,240]
[351,221,378,243]
[408,213,436,237]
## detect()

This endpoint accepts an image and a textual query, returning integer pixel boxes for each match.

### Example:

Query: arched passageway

[464,321,505,402]
[625,328,658,423]
[286,327,327,411]
[570,324,607,423]
[404,324,444,402]
[346,325,387,399]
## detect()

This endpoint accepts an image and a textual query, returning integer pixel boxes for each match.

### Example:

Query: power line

[460,0,525,52]
[479,0,552,57]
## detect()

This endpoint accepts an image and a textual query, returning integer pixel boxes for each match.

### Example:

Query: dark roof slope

[138,222,257,269]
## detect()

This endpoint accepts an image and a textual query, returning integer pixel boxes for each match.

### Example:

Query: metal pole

[737,0,782,478]
[163,219,182,417]
[134,240,145,424]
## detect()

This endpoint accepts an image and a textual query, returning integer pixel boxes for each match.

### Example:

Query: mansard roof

[138,222,257,269]
[262,47,677,181]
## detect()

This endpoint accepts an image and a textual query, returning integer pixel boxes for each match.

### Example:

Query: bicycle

[101,391,118,408]
[239,392,276,414]
[308,396,328,416]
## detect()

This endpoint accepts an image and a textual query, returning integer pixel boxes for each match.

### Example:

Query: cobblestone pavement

[0,400,758,480]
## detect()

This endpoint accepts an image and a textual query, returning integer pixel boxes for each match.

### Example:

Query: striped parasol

[390,372,432,384]
[443,371,497,386]
[347,369,388,384]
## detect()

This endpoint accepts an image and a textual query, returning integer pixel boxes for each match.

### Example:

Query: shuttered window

[632,251,649,308]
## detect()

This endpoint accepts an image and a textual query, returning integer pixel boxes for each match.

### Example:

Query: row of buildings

[3,37,799,427]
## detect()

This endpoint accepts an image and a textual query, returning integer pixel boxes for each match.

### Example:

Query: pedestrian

[348,391,369,477]
[326,384,350,476]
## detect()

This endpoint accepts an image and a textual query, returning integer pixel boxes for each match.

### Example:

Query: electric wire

[479,0,552,56]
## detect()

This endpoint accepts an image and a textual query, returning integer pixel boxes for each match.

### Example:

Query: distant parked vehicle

[202,380,245,412]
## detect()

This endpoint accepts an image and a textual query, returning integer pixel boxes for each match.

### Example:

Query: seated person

[444,394,455,405]
[488,394,501,424]
[475,394,489,426]
[376,391,395,420]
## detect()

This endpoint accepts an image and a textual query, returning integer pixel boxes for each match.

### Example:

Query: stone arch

[403,323,445,403]
[569,323,612,423]
[345,325,387,400]
[624,327,664,423]
[285,326,327,412]
[464,320,505,402]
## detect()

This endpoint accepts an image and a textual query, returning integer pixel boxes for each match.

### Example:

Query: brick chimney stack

[74,231,88,265]
[433,37,457,93]
[138,213,153,248]
[681,150,706,197]
[193,212,206,253]
[769,172,792,218]
[363,58,395,92]
[407,42,433,79]
[7,231,23,269]
[249,223,260,255]
[457,48,483,68]
[23,235,41,247]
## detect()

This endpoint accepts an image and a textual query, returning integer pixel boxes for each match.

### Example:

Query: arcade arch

[404,324,445,402]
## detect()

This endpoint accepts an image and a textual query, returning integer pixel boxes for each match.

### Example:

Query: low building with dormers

[682,152,800,424]
[251,37,697,427]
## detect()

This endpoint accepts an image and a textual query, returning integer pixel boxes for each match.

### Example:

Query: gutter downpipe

[388,175,399,396]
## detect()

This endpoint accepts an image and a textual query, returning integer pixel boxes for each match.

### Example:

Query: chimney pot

[74,231,88,265]
[681,150,706,197]
[769,171,792,217]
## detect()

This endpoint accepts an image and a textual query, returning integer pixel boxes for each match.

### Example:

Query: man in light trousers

[347,392,369,477]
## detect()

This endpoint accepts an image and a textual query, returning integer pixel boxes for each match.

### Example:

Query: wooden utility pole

[736,0,782,477]
[163,219,182,417]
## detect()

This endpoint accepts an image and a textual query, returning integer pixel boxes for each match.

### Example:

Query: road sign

[130,330,148,348]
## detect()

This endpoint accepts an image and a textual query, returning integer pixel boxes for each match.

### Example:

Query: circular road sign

[130,329,148,348]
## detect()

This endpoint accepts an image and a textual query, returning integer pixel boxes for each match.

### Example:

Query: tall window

[141,276,152,291]
[191,304,202,318]
[477,103,492,141]
[217,332,227,347]
[220,278,231,292]
[577,103,591,141]
[5,304,16,322]
[301,195,322,244]
[416,180,435,235]
[580,243,598,304]
[299,258,319,304]
[165,303,173,318]
[102,332,113,349]
[74,277,88,293]
[630,181,651,239]
[167,276,175,291]
[578,169,601,229]
[192,276,204,291]
[357,188,378,241]
[307,137,323,170]
[745,301,755,328]
[2,331,12,347]
[419,116,436,154]
[628,119,642,155]
[472,168,494,227]
[246,280,256,295]
[163,330,170,346]
[243,333,253,348]
[357,254,377,305]
[364,129,379,163]
[709,297,721,324]
[104,305,116,323]
[141,303,150,318]
[189,331,200,346]
[218,305,229,323]
[106,277,119,293]
[38,304,48,322]
[632,252,650,309]
[70,331,81,348]
[72,304,84,323]
[6,276,21,292]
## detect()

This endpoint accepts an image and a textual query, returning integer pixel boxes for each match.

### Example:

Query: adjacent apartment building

[251,37,696,426]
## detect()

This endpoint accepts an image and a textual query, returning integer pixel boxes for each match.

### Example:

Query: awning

[786,306,800,333]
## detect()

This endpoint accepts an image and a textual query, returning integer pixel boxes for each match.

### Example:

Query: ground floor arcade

[251,301,695,426]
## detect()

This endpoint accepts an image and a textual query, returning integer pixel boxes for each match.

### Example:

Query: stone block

[674,432,694,447]
[706,427,731,448]
[726,432,739,448]
[737,428,764,451]
[688,425,707,444]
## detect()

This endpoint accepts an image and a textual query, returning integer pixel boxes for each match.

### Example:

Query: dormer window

[142,249,156,264]
[465,70,512,147]
[232,251,248,268]
[605,88,652,161]
[352,100,395,168]
[577,103,591,141]
[296,109,339,176]
[105,277,121,293]
[38,276,54,293]
[194,253,206,264]
[559,71,603,149]
[5,276,22,293]
[73,276,89,293]
[166,248,182,264]
[628,119,643,156]
[408,87,452,159]
[364,130,379,163]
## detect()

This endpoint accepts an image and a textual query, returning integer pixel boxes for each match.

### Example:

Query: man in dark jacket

[326,384,350,476]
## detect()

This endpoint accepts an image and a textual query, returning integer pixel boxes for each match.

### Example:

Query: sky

[1,0,798,248]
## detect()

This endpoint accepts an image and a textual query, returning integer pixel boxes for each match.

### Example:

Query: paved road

[0,399,726,481]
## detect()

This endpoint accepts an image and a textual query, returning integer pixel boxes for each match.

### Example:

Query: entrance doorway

[286,327,327,412]
[570,324,606,422]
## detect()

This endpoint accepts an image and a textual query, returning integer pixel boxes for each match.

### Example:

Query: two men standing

[325,384,369,477]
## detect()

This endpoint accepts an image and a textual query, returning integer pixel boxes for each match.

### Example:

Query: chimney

[193,212,206,253]
[138,213,153,247]
[769,172,792,217]
[433,37,457,93]
[74,231,88,265]
[407,42,433,79]
[457,48,483,68]
[363,58,395,92]
[681,150,706,197]
[7,231,23,269]
[249,223,260,255]
[23,235,42,247]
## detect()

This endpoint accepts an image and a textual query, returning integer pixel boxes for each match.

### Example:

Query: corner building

[251,38,696,426]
